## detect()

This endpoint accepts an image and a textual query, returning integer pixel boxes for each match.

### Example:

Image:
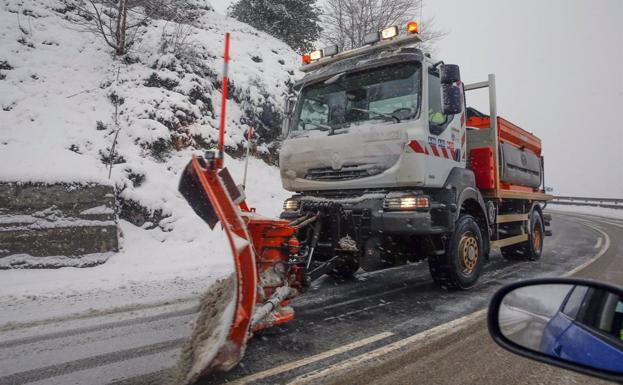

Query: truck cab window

[292,62,421,134]
[428,71,449,134]
[297,98,329,130]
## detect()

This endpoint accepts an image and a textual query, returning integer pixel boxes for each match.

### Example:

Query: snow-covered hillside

[0,0,298,185]
[0,0,296,323]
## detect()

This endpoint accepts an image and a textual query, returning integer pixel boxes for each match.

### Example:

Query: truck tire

[327,258,359,280]
[428,215,483,290]
[501,211,544,261]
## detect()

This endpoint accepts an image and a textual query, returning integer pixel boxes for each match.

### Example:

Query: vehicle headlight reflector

[383,195,429,211]
[309,49,323,61]
[381,26,399,40]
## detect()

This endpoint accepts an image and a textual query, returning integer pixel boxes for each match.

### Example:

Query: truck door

[420,67,465,187]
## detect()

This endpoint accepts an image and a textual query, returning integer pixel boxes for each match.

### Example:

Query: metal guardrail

[551,196,623,210]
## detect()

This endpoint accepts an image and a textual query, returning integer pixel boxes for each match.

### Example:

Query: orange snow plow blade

[177,153,304,383]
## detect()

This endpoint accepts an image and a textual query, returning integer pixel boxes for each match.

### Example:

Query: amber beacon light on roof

[302,21,420,66]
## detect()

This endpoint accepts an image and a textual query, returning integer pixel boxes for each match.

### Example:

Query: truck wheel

[501,212,544,261]
[327,258,359,280]
[428,215,483,290]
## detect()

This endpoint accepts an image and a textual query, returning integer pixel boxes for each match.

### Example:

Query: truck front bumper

[281,195,451,236]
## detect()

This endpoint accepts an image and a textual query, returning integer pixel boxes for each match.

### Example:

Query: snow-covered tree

[230,0,322,53]
[63,0,208,56]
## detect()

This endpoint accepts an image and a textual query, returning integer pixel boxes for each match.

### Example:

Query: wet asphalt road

[302,212,623,385]
[0,211,615,385]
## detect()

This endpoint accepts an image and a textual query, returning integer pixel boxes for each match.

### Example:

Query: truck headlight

[383,195,429,211]
[283,199,300,212]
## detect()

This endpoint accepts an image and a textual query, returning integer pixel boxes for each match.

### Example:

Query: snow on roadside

[0,153,290,326]
[0,0,296,326]
[547,204,623,220]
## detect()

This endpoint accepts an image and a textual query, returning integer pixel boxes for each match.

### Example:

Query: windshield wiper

[351,108,401,123]
[304,121,335,134]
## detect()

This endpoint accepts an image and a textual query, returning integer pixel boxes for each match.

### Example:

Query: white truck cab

[280,43,466,192]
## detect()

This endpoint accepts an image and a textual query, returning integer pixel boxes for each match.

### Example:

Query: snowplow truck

[176,25,552,382]
[279,25,552,290]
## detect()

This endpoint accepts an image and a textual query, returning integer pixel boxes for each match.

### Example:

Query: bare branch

[321,0,444,52]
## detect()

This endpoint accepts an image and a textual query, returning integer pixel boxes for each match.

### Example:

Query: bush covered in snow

[230,0,322,53]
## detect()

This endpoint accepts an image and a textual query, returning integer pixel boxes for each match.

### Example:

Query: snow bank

[0,1,296,324]
[0,153,290,325]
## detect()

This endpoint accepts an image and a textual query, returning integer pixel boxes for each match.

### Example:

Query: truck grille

[305,164,379,181]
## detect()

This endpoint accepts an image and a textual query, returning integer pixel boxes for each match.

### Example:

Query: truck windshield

[293,62,421,133]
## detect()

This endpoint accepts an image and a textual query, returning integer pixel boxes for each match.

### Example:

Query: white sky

[423,0,623,197]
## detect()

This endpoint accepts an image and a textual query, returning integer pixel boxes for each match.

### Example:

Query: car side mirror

[488,278,623,383]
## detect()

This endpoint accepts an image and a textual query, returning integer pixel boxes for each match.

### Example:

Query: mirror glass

[499,283,623,374]
[442,83,462,115]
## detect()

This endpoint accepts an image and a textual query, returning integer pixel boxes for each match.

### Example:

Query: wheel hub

[459,233,478,274]
[533,222,542,251]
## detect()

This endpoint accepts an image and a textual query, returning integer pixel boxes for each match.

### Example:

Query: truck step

[490,234,528,249]
[496,214,528,224]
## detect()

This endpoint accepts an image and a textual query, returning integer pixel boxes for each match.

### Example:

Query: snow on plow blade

[176,155,257,383]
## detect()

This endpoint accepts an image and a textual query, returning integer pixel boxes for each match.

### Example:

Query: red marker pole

[217,32,231,169]
[242,127,253,189]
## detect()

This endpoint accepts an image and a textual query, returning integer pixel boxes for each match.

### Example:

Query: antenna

[217,32,231,169]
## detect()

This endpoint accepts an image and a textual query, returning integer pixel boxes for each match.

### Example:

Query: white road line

[594,237,603,249]
[285,216,612,385]
[227,331,394,385]
[287,310,487,385]
[300,286,406,313]
[564,222,610,277]
[323,302,390,322]
[594,219,623,229]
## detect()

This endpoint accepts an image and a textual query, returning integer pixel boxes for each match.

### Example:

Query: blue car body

[540,299,623,372]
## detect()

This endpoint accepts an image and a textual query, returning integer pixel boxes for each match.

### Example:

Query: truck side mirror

[284,94,296,116]
[282,94,297,138]
[441,64,461,84]
[440,65,462,115]
[281,118,290,138]
[442,83,462,115]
